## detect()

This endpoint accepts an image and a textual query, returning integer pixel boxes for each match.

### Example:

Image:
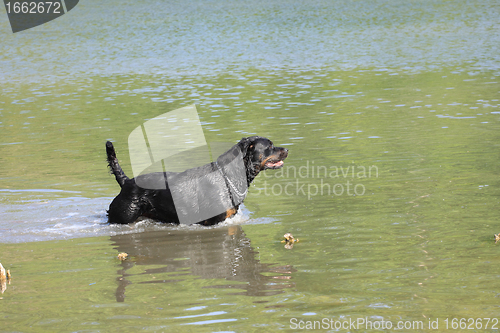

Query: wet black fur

[106,136,288,225]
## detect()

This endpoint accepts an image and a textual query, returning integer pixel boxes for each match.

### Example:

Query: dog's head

[238,136,288,183]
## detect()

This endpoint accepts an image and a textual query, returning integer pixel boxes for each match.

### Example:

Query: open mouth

[265,160,284,169]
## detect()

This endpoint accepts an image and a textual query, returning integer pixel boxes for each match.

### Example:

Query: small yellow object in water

[0,263,5,280]
[282,233,299,243]
[281,233,299,249]
[494,233,500,243]
[117,253,128,261]
[0,263,9,293]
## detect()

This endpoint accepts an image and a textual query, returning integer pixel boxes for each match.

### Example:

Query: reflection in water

[110,226,294,302]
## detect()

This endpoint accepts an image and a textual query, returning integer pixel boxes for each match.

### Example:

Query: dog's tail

[106,141,129,188]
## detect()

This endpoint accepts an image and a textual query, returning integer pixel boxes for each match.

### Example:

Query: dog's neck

[243,155,261,186]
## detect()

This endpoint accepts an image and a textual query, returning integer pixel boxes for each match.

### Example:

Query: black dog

[106,136,288,225]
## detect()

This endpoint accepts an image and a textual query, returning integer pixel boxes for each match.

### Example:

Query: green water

[1,0,500,331]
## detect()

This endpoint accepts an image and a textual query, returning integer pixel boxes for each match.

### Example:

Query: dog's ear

[237,137,253,157]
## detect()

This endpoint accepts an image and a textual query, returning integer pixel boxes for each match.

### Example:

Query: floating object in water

[494,233,500,243]
[282,232,299,243]
[117,253,128,261]
[0,262,11,294]
[281,233,299,249]
[0,263,9,281]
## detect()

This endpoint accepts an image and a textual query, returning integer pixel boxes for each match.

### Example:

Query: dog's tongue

[266,160,284,168]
